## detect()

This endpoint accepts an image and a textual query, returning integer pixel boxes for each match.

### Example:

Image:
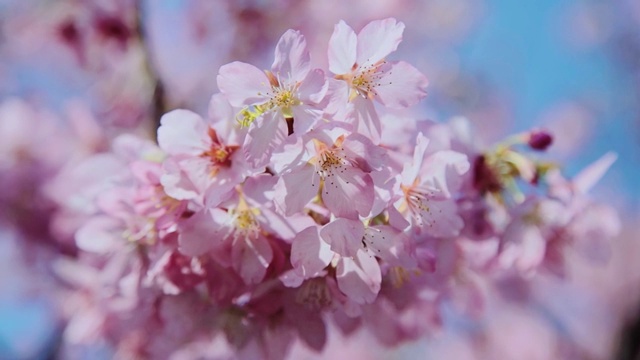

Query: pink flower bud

[528,130,553,151]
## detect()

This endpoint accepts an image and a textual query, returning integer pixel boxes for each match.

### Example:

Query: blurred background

[0,0,639,359]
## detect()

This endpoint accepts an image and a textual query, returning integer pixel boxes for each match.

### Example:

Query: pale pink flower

[73,134,185,254]
[397,133,470,237]
[178,175,314,284]
[499,174,620,277]
[498,198,568,275]
[533,153,621,275]
[217,29,327,167]
[327,18,428,141]
[273,124,385,219]
[157,97,251,207]
[288,224,380,305]
[75,163,184,254]
[287,216,413,305]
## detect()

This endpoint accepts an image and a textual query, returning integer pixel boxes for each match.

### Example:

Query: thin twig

[134,0,167,134]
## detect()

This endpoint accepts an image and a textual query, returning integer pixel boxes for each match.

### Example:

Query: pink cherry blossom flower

[178,175,314,284]
[273,124,385,219]
[498,198,568,275]
[327,18,428,141]
[397,133,470,237]
[288,224,380,305]
[75,162,185,254]
[287,216,413,305]
[157,99,251,207]
[321,218,413,267]
[217,30,327,167]
[69,134,185,254]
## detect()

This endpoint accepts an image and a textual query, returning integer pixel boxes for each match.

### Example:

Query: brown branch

[134,0,167,134]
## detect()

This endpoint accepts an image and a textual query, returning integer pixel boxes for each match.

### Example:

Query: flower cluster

[16,18,619,358]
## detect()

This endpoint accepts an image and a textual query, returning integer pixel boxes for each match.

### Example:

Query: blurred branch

[134,0,167,134]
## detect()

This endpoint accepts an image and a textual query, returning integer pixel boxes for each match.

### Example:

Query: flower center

[231,196,261,241]
[315,150,347,179]
[122,217,157,245]
[232,209,260,240]
[265,86,300,118]
[347,60,389,100]
[238,83,301,126]
[262,71,302,116]
[272,89,297,108]
[402,185,437,227]
[201,128,237,176]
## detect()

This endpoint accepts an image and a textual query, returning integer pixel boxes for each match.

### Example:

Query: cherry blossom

[327,18,429,141]
[218,30,328,167]
[397,132,470,237]
[157,96,251,207]
[273,124,385,219]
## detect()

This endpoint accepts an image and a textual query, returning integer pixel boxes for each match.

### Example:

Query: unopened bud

[528,130,553,151]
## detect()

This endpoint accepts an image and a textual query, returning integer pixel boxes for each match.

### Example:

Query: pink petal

[157,109,208,155]
[418,199,464,238]
[291,104,323,134]
[208,93,235,130]
[95,188,133,218]
[46,153,126,212]
[232,234,273,284]
[373,61,428,109]
[203,176,239,208]
[243,111,287,168]
[322,166,374,219]
[328,20,357,75]
[341,132,387,172]
[178,209,228,256]
[130,160,161,185]
[272,29,311,83]
[75,216,122,253]
[351,96,382,144]
[298,68,328,105]
[320,218,365,258]
[217,61,271,107]
[291,308,327,352]
[336,251,381,304]
[420,150,470,198]
[499,214,546,274]
[291,226,334,278]
[574,152,617,194]
[323,78,352,121]
[401,132,430,185]
[279,270,305,287]
[388,205,410,231]
[270,135,307,174]
[241,173,278,204]
[356,18,405,66]
[570,203,619,265]
[160,156,210,201]
[274,163,319,215]
[509,226,546,273]
[363,225,411,266]
[260,209,316,241]
[369,167,396,217]
[112,133,163,161]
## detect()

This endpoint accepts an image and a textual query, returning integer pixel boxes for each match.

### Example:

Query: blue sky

[454,0,639,207]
